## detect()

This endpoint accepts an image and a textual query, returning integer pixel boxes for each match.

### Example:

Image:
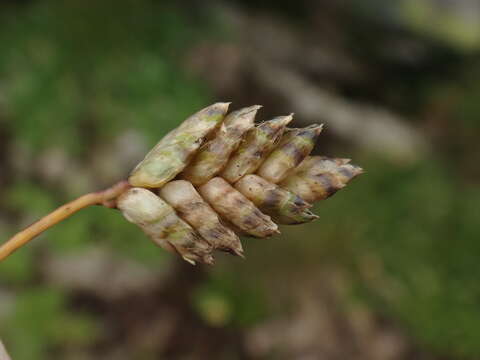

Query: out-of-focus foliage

[193,271,268,328]
[321,158,480,356]
[0,0,210,154]
[4,288,98,359]
[1,0,480,359]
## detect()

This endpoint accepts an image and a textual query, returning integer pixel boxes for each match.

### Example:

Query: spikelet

[182,105,261,185]
[129,103,229,188]
[124,103,362,265]
[235,174,318,225]
[117,188,213,265]
[160,180,243,256]
[221,115,292,183]
[199,177,279,238]
[279,156,363,203]
[257,124,323,183]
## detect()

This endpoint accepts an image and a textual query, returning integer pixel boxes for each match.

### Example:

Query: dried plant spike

[182,105,261,185]
[221,115,293,183]
[235,174,318,225]
[199,177,279,238]
[1,103,364,266]
[128,102,230,188]
[160,180,244,256]
[117,188,213,265]
[280,156,363,203]
[257,124,323,184]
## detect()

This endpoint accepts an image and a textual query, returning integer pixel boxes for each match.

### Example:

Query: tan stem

[0,180,131,262]
[0,340,11,360]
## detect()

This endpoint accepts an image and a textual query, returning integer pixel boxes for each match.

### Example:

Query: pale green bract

[128,103,230,188]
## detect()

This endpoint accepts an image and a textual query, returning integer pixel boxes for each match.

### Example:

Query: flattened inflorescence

[120,103,363,264]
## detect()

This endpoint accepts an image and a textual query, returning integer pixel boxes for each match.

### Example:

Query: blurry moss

[0,0,213,155]
[95,206,169,266]
[4,181,56,215]
[194,290,233,327]
[1,182,54,283]
[46,209,98,253]
[401,0,480,51]
[51,310,99,348]
[193,272,268,328]
[3,287,99,360]
[323,157,480,358]
[0,247,35,284]
[447,68,480,132]
[242,155,480,358]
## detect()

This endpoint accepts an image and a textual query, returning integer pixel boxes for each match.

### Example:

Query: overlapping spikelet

[182,105,261,185]
[160,180,244,256]
[279,156,363,203]
[117,188,213,265]
[129,103,229,188]
[121,103,363,265]
[221,115,292,183]
[235,174,318,225]
[257,124,323,183]
[199,177,279,238]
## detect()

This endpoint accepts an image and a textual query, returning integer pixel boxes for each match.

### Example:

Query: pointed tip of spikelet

[207,102,231,117]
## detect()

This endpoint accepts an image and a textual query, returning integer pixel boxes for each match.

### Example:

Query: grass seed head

[121,104,362,264]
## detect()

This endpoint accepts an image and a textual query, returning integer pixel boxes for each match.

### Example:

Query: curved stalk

[0,340,11,360]
[0,180,130,262]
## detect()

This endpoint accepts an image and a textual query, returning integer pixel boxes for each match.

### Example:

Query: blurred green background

[0,0,479,359]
